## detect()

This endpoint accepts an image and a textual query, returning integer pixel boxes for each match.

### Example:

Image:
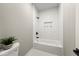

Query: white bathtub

[0,42,20,56]
[33,39,63,56]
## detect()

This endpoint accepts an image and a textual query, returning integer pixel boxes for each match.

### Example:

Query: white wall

[63,3,75,56]
[0,3,33,56]
[32,5,38,41]
[58,4,63,45]
[75,4,79,48]
[39,7,59,41]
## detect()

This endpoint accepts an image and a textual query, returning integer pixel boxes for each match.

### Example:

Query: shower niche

[33,3,63,55]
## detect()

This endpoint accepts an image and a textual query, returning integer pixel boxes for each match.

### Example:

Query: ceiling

[33,3,59,11]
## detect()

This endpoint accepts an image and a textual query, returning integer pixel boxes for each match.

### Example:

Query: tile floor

[26,48,57,56]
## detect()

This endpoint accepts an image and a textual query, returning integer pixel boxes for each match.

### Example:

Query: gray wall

[63,3,75,56]
[0,3,33,56]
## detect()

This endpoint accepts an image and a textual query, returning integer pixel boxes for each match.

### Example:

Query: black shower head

[37,17,39,19]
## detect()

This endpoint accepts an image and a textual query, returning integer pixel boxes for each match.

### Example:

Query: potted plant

[0,37,17,50]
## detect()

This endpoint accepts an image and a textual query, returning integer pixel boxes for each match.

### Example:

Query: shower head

[37,17,39,19]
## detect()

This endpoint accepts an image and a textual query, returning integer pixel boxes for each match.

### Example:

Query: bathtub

[0,42,20,56]
[33,39,63,56]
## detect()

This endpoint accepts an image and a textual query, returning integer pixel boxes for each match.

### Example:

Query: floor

[26,48,57,56]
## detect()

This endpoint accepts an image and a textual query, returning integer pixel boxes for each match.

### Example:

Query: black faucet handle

[36,32,39,35]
